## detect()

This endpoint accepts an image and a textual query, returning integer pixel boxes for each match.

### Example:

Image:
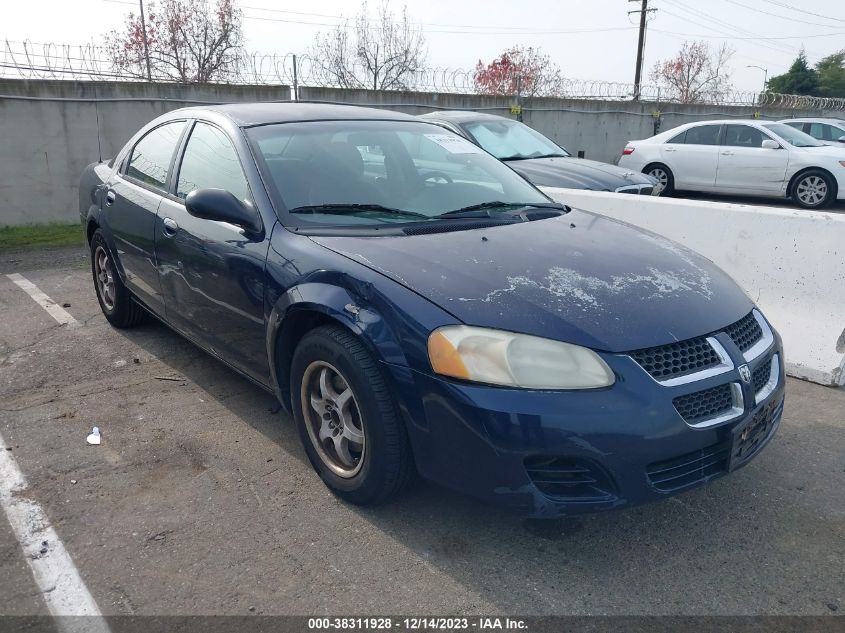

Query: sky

[3,0,845,92]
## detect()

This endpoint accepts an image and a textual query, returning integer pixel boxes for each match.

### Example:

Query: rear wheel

[791,170,835,209]
[643,163,674,196]
[290,325,413,505]
[90,229,145,328]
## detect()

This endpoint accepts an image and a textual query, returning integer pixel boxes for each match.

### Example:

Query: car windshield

[461,119,570,161]
[247,120,551,226]
[762,123,826,148]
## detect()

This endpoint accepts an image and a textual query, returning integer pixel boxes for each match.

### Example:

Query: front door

[155,121,271,385]
[716,125,789,194]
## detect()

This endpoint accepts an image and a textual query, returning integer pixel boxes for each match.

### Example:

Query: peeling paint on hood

[309,211,753,352]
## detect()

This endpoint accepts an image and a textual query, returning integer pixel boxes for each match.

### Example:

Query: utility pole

[628,0,656,100]
[139,0,152,81]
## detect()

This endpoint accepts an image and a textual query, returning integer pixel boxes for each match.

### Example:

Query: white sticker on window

[424,133,486,154]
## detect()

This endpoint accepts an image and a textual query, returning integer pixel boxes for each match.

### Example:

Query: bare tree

[105,0,243,83]
[650,41,734,104]
[473,46,564,97]
[308,1,427,90]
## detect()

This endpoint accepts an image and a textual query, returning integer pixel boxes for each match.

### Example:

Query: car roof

[778,117,845,123]
[169,102,421,127]
[680,119,775,126]
[419,110,509,124]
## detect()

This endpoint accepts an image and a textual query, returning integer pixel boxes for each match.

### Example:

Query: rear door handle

[664,147,677,152]
[162,217,179,236]
[720,151,735,156]
[105,190,116,206]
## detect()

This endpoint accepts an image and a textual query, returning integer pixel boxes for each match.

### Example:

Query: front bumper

[393,324,784,517]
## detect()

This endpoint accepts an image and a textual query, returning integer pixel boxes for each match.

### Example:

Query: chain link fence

[3,39,845,111]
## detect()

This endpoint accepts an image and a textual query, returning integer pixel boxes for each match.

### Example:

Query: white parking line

[6,273,80,327]
[0,433,110,633]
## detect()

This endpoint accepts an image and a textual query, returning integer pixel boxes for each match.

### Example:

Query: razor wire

[3,39,845,111]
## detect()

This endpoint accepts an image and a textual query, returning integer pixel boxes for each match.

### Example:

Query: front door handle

[720,151,735,156]
[162,217,179,236]
[105,190,116,206]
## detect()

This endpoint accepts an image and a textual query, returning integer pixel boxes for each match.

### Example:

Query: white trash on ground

[86,427,101,445]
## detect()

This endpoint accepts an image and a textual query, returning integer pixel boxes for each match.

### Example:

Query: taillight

[622,146,635,155]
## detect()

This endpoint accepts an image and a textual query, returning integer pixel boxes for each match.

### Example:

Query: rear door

[103,120,187,314]
[155,121,271,385]
[716,124,789,194]
[662,124,722,190]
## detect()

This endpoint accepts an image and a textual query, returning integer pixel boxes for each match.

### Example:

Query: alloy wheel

[648,168,669,194]
[795,175,828,207]
[300,360,366,478]
[94,245,116,311]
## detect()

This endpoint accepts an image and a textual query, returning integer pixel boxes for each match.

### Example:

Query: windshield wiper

[436,201,568,219]
[499,152,569,161]
[289,203,429,220]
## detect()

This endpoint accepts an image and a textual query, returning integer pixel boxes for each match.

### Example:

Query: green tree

[768,51,818,95]
[815,50,845,98]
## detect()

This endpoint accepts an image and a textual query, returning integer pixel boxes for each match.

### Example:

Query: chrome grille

[673,383,735,424]
[630,337,721,380]
[724,311,763,353]
[752,361,771,395]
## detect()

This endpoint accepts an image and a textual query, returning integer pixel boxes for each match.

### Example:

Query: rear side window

[684,125,722,146]
[177,122,250,202]
[126,121,186,189]
[723,125,767,148]
[668,130,686,144]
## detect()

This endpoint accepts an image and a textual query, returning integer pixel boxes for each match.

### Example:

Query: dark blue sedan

[79,104,784,516]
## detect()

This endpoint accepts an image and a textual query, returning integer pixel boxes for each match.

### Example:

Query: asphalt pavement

[0,245,842,619]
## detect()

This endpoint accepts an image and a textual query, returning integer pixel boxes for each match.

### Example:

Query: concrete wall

[1,79,842,226]
[0,80,290,226]
[543,187,845,387]
[300,86,839,164]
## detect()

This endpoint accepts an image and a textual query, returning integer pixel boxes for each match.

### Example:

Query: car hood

[309,211,753,352]
[507,156,655,190]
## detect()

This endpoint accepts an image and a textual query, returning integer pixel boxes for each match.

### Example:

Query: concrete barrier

[542,187,845,387]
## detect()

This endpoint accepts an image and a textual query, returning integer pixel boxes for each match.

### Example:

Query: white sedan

[779,118,845,147]
[619,119,845,209]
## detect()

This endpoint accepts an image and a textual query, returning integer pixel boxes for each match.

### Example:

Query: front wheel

[643,163,674,196]
[792,170,835,209]
[290,325,414,505]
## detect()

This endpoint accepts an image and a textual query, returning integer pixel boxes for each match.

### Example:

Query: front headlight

[427,325,615,390]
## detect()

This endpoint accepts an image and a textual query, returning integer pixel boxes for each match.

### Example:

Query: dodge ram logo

[739,364,752,384]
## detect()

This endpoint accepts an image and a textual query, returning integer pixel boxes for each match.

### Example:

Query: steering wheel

[422,171,453,184]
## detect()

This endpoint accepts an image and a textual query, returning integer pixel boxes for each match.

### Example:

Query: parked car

[619,119,845,209]
[80,103,783,517]
[780,118,845,146]
[419,110,659,194]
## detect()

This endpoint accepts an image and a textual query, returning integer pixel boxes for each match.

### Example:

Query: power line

[723,0,845,28]
[760,0,845,23]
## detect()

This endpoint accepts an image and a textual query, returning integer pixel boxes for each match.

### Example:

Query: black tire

[643,163,675,196]
[791,169,836,209]
[290,325,413,505]
[90,229,145,328]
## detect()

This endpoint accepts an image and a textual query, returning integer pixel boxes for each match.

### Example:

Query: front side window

[462,119,569,160]
[177,122,250,202]
[723,125,768,148]
[126,121,186,189]
[683,125,722,146]
[762,123,825,147]
[247,120,550,227]
[808,122,842,142]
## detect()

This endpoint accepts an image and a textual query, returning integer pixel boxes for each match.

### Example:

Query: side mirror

[185,188,262,234]
[837,136,845,143]
[761,140,781,150]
